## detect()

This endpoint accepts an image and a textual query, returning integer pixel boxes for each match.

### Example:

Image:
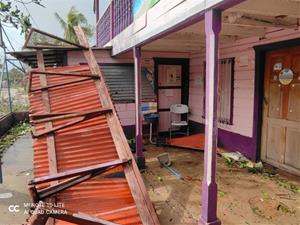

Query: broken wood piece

[38,168,106,200]
[28,185,39,203]
[31,107,113,138]
[27,201,120,225]
[24,28,88,50]
[29,77,98,93]
[29,159,130,185]
[27,202,49,225]
[30,70,98,78]
[30,108,112,123]
[51,211,121,225]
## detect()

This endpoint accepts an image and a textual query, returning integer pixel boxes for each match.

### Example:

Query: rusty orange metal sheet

[28,65,146,224]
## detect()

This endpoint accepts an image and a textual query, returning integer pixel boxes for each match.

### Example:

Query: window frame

[202,57,235,125]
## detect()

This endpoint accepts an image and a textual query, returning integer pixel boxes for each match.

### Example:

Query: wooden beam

[28,185,39,203]
[227,0,300,18]
[24,28,88,50]
[29,77,94,92]
[28,201,121,225]
[51,211,120,225]
[38,171,103,200]
[29,159,129,185]
[30,108,112,123]
[186,21,266,37]
[36,50,58,177]
[27,202,49,225]
[31,70,98,78]
[223,12,298,29]
[32,117,86,138]
[31,108,113,138]
[74,25,160,225]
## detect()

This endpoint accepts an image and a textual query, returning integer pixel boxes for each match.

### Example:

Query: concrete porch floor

[0,135,299,225]
[143,145,300,225]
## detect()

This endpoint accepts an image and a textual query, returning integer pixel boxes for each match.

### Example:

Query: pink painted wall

[189,28,300,138]
[67,49,189,127]
[115,103,136,126]
[66,28,299,139]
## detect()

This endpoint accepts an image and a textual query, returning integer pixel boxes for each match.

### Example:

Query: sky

[3,0,106,51]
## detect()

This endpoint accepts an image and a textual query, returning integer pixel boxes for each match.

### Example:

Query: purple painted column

[110,1,114,40]
[133,46,145,169]
[95,0,99,22]
[199,9,221,225]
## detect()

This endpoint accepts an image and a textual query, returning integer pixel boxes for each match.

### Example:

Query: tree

[55,6,93,44]
[0,0,43,33]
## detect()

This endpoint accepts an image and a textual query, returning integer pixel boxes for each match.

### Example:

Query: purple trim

[200,9,221,225]
[94,0,99,22]
[97,6,111,47]
[133,46,144,159]
[96,0,133,47]
[112,0,133,38]
[188,120,256,161]
[110,2,114,40]
[218,129,256,160]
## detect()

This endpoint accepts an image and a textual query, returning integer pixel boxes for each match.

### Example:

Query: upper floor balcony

[96,0,134,47]
[95,0,234,55]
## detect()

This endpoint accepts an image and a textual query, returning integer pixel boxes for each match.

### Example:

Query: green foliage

[0,0,43,33]
[54,6,94,44]
[6,68,25,87]
[218,191,225,197]
[0,120,31,156]
[223,156,234,167]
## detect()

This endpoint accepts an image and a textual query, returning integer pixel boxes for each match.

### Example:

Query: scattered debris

[221,152,248,162]
[221,152,264,173]
[249,196,296,219]
[218,191,226,197]
[157,153,172,167]
[186,175,193,181]
[277,203,296,214]
[157,176,163,182]
[157,153,183,179]
[261,191,270,198]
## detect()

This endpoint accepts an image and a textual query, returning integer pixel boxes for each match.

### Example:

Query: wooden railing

[96,0,133,47]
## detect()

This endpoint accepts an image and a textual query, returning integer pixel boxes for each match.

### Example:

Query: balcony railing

[97,0,133,47]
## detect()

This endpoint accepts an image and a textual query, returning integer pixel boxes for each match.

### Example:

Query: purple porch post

[199,9,221,225]
[133,46,145,169]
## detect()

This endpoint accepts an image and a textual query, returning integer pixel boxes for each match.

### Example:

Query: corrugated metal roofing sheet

[27,63,159,225]
[101,65,156,102]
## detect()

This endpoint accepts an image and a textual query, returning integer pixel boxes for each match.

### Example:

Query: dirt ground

[143,145,300,225]
[0,136,299,225]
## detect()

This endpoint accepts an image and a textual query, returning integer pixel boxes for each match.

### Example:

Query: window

[203,58,234,124]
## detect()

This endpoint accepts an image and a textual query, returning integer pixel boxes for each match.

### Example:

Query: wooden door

[261,46,300,175]
[154,58,189,133]
[157,64,182,132]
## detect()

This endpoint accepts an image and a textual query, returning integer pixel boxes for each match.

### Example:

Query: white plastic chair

[169,104,189,139]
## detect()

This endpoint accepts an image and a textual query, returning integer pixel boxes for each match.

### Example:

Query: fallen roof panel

[26,28,160,225]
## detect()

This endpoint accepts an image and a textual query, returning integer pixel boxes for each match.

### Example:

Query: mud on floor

[142,145,300,225]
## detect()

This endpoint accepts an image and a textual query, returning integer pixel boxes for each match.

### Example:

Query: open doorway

[154,58,189,134]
